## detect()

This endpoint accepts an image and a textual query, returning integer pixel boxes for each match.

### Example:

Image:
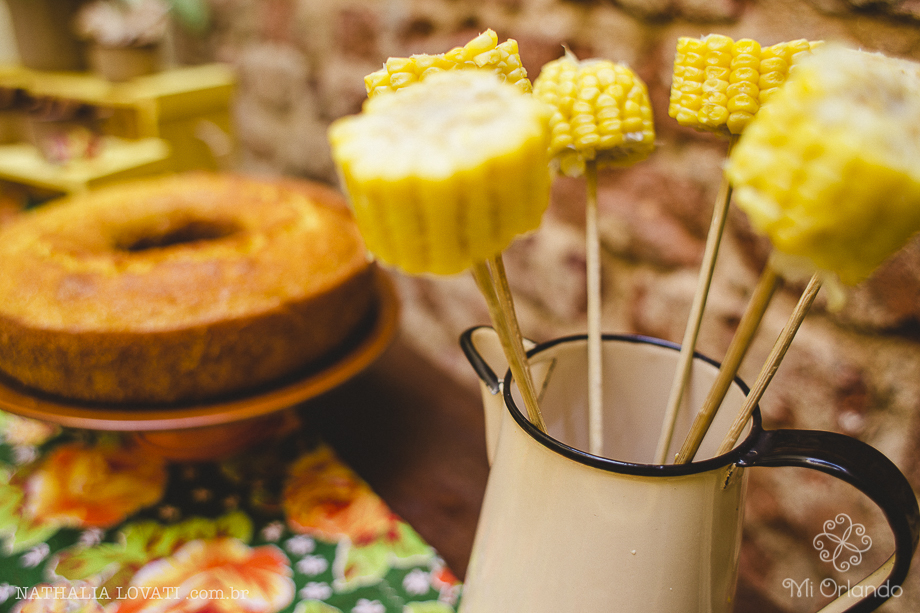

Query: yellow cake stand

[0,271,400,461]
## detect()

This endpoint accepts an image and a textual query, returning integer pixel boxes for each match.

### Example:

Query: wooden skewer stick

[673,264,780,464]
[715,273,822,455]
[653,136,739,465]
[472,259,547,432]
[585,159,604,456]
[490,254,537,401]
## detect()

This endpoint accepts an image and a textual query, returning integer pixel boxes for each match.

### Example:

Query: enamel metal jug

[460,327,919,613]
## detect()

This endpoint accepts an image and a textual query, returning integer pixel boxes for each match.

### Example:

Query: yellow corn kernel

[679,93,702,111]
[729,66,758,83]
[726,110,755,134]
[668,34,822,135]
[330,71,552,276]
[758,70,786,91]
[704,91,729,107]
[726,45,920,286]
[759,57,788,74]
[786,39,812,56]
[364,69,390,93]
[411,54,437,72]
[679,66,705,82]
[733,38,761,56]
[705,51,733,68]
[704,34,734,53]
[388,71,418,89]
[726,80,758,99]
[705,65,731,81]
[681,51,705,68]
[703,78,729,93]
[443,46,465,64]
[700,104,730,128]
[420,67,443,80]
[386,57,416,74]
[678,37,705,54]
[466,29,499,57]
[533,51,655,176]
[727,94,758,114]
[758,87,780,104]
[365,29,532,97]
[679,80,703,94]
[731,53,761,70]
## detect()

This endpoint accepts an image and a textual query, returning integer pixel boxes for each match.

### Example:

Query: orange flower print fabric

[22,442,167,529]
[111,538,294,613]
[283,447,399,545]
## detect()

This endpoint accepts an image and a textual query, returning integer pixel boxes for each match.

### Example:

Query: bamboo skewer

[472,259,547,433]
[673,264,780,464]
[531,52,656,457]
[490,254,538,403]
[585,159,604,456]
[653,137,739,465]
[715,273,822,455]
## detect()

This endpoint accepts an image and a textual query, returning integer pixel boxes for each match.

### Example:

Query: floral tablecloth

[0,410,461,613]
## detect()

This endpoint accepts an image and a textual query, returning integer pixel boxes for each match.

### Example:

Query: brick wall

[188,1,920,610]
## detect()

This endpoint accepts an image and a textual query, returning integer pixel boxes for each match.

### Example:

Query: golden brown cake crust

[0,173,376,405]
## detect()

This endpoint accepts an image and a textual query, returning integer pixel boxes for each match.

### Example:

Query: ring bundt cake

[0,173,377,405]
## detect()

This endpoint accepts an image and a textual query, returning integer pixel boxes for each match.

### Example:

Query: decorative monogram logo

[813,513,872,572]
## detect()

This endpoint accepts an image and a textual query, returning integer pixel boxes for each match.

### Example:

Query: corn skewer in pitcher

[714,44,920,455]
[656,35,821,464]
[363,30,541,413]
[532,52,655,456]
[331,57,553,431]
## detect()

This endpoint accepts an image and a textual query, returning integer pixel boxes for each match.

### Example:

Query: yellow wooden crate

[0,137,171,194]
[0,63,236,172]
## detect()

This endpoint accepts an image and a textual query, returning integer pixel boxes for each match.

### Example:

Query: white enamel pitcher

[460,327,919,613]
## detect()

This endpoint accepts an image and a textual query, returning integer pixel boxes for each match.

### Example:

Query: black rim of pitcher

[488,331,761,477]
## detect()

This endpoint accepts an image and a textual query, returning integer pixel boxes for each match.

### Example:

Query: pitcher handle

[737,429,920,613]
[460,326,539,394]
[461,326,504,395]
[461,326,539,465]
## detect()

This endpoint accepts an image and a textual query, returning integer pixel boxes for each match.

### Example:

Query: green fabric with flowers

[0,411,460,613]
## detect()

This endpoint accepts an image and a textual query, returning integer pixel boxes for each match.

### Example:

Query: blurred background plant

[73,0,209,48]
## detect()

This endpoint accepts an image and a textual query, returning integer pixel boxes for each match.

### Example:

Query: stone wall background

[178,1,920,611]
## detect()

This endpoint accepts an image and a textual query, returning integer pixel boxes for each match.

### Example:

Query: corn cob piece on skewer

[533,52,655,177]
[669,35,822,135]
[658,34,821,464]
[330,70,551,276]
[727,44,920,287]
[330,69,552,431]
[713,44,920,456]
[365,29,531,98]
[532,52,655,456]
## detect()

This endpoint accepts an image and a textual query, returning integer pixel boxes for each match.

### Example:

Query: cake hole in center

[118,219,242,252]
